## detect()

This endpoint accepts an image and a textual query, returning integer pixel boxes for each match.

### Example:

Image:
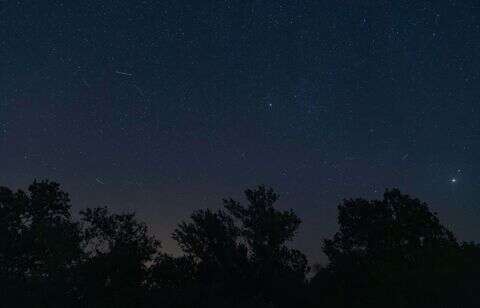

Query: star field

[1,0,479,261]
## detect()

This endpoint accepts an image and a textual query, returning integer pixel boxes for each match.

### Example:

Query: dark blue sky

[1,0,479,261]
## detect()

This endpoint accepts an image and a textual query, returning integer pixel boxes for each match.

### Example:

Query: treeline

[0,180,479,307]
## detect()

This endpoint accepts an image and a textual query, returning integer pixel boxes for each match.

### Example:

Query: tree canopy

[0,181,478,308]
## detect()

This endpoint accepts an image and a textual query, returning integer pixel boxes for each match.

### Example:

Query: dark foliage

[78,206,160,307]
[0,181,82,307]
[0,182,478,307]
[311,189,479,308]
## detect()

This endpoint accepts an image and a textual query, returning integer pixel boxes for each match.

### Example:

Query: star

[450,178,457,184]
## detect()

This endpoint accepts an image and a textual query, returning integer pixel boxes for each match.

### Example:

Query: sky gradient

[1,0,479,262]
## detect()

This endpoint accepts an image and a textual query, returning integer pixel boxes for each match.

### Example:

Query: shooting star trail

[115,70,133,77]
[82,77,90,88]
[133,84,145,97]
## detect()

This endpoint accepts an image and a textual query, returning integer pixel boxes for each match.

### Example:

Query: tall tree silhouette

[165,186,309,307]
[79,207,160,308]
[170,208,250,306]
[0,181,82,307]
[224,186,309,307]
[312,189,462,307]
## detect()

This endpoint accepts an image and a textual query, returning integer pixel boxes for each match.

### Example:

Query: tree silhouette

[456,242,480,305]
[165,186,309,307]
[312,189,466,307]
[224,186,309,307]
[1,181,478,308]
[170,208,250,306]
[79,207,160,307]
[0,185,26,304]
[0,181,82,307]
[147,253,198,307]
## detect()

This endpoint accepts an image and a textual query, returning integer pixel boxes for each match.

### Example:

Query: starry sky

[1,1,479,262]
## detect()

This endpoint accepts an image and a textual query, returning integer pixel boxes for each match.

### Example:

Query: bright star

[451,178,457,183]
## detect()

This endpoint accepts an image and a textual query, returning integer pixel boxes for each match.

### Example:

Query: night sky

[1,1,479,262]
